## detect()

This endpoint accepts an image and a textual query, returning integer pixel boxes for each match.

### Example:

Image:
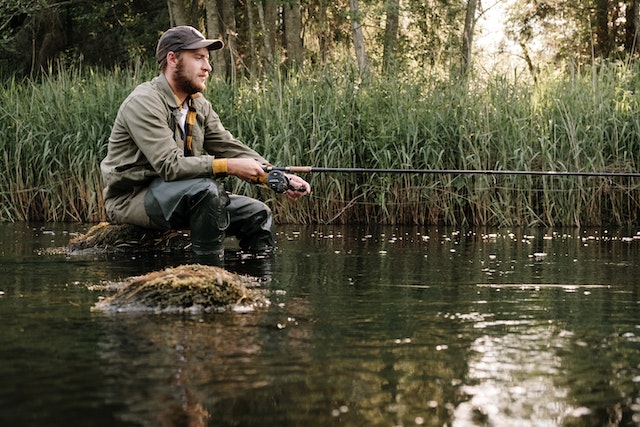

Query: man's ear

[166,51,179,68]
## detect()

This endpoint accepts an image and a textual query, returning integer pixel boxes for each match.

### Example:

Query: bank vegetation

[2,60,640,227]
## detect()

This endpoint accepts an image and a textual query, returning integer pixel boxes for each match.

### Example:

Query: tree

[349,0,369,75]
[0,0,473,79]
[460,0,478,76]
[624,0,640,55]
[313,0,330,65]
[402,0,467,68]
[167,0,190,26]
[593,0,614,57]
[255,0,275,67]
[506,0,640,72]
[382,0,399,73]
[0,0,168,75]
[263,0,279,66]
[284,0,304,68]
[220,0,238,82]
[11,0,625,80]
[205,0,226,78]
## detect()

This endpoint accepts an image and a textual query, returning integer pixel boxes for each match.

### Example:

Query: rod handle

[263,165,313,173]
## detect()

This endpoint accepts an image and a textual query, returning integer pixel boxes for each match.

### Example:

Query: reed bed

[0,64,154,222]
[2,61,640,226]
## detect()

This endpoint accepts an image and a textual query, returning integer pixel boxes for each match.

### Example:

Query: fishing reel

[265,169,292,193]
[264,169,306,193]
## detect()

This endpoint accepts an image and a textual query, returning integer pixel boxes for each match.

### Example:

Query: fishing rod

[260,165,640,193]
[264,166,640,178]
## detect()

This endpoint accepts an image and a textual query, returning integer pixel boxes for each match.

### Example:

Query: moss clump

[68,222,191,254]
[92,264,268,313]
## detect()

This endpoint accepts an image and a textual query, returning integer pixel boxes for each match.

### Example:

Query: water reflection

[454,325,572,426]
[2,223,640,426]
[447,283,640,427]
[95,292,318,426]
[97,315,265,426]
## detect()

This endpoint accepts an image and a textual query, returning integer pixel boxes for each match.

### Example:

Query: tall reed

[0,63,153,222]
[1,60,640,226]
[217,62,640,226]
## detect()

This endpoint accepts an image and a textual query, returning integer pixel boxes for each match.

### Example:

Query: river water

[1,222,640,427]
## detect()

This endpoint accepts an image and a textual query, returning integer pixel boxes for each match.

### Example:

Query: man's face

[173,48,212,95]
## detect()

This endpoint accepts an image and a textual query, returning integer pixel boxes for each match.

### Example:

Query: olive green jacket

[100,73,267,227]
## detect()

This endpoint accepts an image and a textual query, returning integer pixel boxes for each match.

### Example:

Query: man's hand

[227,159,311,200]
[226,158,267,182]
[283,174,311,200]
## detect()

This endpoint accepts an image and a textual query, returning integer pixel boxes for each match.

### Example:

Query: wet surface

[1,223,640,426]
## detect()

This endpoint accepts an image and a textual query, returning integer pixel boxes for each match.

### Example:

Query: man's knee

[191,182,230,230]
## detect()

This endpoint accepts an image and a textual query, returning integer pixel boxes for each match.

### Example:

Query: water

[1,223,640,427]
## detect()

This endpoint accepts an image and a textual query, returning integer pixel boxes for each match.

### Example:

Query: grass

[0,63,154,222]
[1,60,640,226]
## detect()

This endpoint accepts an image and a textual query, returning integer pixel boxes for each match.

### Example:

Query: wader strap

[183,97,197,156]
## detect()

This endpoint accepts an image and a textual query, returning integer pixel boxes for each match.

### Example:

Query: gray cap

[156,26,224,63]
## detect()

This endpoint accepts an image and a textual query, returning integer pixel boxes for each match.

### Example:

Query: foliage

[2,60,640,226]
[506,0,640,70]
[0,0,168,75]
[2,0,640,81]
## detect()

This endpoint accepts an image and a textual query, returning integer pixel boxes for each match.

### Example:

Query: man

[100,26,310,259]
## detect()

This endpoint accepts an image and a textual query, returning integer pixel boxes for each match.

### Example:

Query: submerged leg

[188,183,230,256]
[144,178,230,257]
[227,195,274,253]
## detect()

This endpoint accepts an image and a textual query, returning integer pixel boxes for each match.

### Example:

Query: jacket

[100,73,267,226]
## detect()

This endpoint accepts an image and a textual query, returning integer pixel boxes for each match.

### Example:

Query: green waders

[144,177,274,256]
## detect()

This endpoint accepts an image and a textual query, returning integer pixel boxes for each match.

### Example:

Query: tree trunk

[284,0,304,68]
[349,0,369,75]
[246,1,258,76]
[461,0,478,75]
[519,41,538,84]
[256,0,274,66]
[205,0,227,78]
[167,0,189,26]
[635,0,640,55]
[625,0,640,55]
[221,0,238,82]
[265,0,278,64]
[593,0,612,57]
[382,0,400,73]
[317,0,330,64]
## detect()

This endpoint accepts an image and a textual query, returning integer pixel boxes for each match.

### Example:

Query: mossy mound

[92,264,269,313]
[68,222,191,254]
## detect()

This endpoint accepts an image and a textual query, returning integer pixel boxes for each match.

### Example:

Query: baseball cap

[156,26,224,63]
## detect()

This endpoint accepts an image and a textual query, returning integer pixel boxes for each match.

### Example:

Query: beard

[173,58,206,95]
